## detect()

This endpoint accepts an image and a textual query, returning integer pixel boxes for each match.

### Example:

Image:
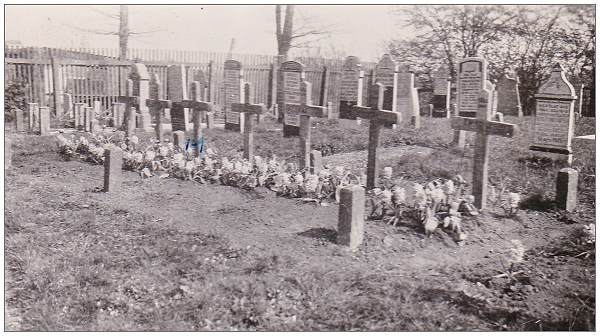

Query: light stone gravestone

[396,64,420,128]
[28,103,39,131]
[280,61,305,137]
[14,109,25,131]
[338,56,364,122]
[103,146,123,192]
[63,93,73,117]
[83,106,93,132]
[167,64,192,132]
[73,103,84,130]
[450,56,518,210]
[337,185,366,250]
[431,65,451,118]
[556,168,578,212]
[129,63,152,130]
[374,54,398,123]
[453,57,487,147]
[38,106,50,136]
[282,76,328,170]
[231,82,267,163]
[223,60,245,133]
[146,73,171,143]
[530,63,577,165]
[339,83,403,190]
[111,102,125,128]
[172,130,186,151]
[496,71,522,117]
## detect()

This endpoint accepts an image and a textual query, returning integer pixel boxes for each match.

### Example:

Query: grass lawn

[4,115,595,331]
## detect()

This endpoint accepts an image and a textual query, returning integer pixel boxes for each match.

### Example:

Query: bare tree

[275,5,334,60]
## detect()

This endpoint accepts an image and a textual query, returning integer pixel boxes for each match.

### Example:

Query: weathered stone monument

[431,65,451,118]
[340,83,403,190]
[223,60,245,132]
[14,109,25,131]
[450,56,518,209]
[146,73,171,142]
[74,103,84,130]
[530,63,577,165]
[167,64,190,132]
[103,146,123,192]
[496,71,522,117]
[280,61,306,137]
[556,168,578,212]
[337,185,366,250]
[63,93,73,117]
[374,54,398,123]
[282,72,328,169]
[172,130,186,151]
[111,102,125,128]
[38,106,50,136]
[129,63,152,130]
[396,64,420,128]
[84,106,93,132]
[28,103,39,131]
[231,82,267,163]
[339,56,364,121]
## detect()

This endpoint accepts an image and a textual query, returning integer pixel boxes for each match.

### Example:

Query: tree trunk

[275,5,294,60]
[119,5,129,60]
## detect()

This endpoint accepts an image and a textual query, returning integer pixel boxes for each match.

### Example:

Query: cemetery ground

[5,115,595,331]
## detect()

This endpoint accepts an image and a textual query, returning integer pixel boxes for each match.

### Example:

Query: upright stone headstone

[83,106,93,132]
[73,103,84,130]
[63,93,73,117]
[374,54,398,113]
[457,58,486,118]
[223,60,245,132]
[496,72,522,117]
[103,146,123,192]
[5,137,11,171]
[396,64,420,128]
[339,56,364,120]
[38,106,50,136]
[556,168,578,212]
[431,65,451,118]
[280,61,305,137]
[28,103,39,131]
[167,65,190,132]
[530,63,577,164]
[337,185,366,250]
[14,109,25,131]
[111,102,125,128]
[130,63,152,129]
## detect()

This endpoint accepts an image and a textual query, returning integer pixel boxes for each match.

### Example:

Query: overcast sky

[5,5,402,61]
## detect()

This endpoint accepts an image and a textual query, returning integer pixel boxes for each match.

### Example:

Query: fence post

[207,60,215,103]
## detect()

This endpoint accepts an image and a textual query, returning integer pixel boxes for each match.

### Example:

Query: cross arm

[231,102,267,115]
[350,105,401,124]
[284,103,327,118]
[146,99,171,109]
[180,100,213,111]
[118,96,139,105]
[450,117,517,137]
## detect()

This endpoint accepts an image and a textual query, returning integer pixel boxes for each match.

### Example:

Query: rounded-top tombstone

[456,57,488,118]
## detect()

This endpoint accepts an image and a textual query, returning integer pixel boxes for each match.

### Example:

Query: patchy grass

[5,115,595,331]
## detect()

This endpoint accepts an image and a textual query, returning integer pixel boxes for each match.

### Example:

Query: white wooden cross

[231,82,267,162]
[349,83,402,190]
[283,81,328,169]
[450,87,518,210]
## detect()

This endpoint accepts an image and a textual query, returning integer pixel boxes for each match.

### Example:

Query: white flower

[132,152,143,163]
[391,186,405,205]
[144,150,156,161]
[293,173,304,185]
[173,153,184,162]
[129,135,139,145]
[304,174,319,193]
[443,180,455,195]
[185,160,195,172]
[159,146,169,157]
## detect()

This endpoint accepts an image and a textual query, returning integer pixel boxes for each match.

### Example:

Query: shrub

[5,80,27,122]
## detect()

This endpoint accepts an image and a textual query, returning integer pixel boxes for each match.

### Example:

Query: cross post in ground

[178,91,212,157]
[450,87,518,210]
[348,83,402,190]
[283,81,327,169]
[117,95,139,137]
[231,82,267,163]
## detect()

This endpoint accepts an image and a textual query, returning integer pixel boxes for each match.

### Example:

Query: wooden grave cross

[231,82,267,162]
[450,87,518,210]
[283,81,328,169]
[177,86,213,157]
[349,83,402,190]
[145,75,171,143]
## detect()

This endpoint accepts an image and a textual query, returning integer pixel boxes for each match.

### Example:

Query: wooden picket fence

[4,46,383,119]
